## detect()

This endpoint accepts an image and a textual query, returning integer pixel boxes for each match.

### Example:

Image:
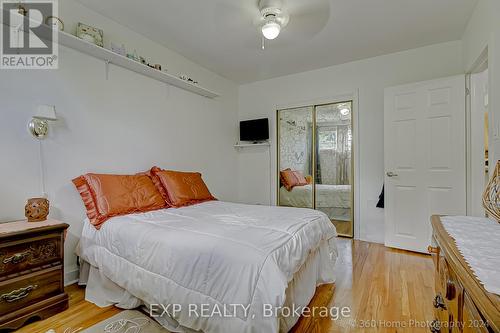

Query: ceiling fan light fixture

[256,0,288,42]
[261,16,281,40]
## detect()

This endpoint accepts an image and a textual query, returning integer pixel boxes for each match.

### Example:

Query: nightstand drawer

[0,234,62,278]
[0,267,62,316]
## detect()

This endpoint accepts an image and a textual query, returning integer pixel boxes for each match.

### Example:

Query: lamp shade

[262,21,281,40]
[34,105,57,120]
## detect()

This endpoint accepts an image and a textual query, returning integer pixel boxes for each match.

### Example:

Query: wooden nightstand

[0,219,69,330]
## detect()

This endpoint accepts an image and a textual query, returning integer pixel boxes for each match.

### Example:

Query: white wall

[237,41,464,244]
[0,0,239,283]
[0,0,483,282]
[462,0,500,167]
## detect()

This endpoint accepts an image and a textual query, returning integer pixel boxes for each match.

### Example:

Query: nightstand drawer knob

[0,284,38,303]
[433,294,446,309]
[3,252,29,265]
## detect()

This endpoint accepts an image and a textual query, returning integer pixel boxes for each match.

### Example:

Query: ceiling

[76,0,478,83]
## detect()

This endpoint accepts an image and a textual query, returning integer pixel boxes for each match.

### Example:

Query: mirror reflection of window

[318,128,337,150]
[315,102,353,237]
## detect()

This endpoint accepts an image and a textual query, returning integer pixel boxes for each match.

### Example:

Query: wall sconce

[28,105,57,139]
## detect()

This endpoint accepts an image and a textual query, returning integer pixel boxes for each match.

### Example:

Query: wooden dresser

[430,215,500,333]
[0,219,69,330]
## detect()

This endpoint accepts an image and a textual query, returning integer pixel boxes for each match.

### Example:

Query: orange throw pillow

[72,176,99,223]
[73,174,166,229]
[293,171,308,186]
[280,169,308,191]
[137,166,172,207]
[155,170,216,208]
[280,169,298,191]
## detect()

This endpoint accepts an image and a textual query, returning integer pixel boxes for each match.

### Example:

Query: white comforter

[279,184,351,209]
[79,201,337,333]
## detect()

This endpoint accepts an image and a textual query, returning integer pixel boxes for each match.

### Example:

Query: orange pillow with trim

[137,166,172,207]
[292,170,308,186]
[73,173,166,229]
[280,169,308,191]
[72,176,99,223]
[155,170,216,208]
[280,168,298,191]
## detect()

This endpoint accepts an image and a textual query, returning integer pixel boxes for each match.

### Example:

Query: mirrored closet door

[277,101,354,237]
[278,106,314,209]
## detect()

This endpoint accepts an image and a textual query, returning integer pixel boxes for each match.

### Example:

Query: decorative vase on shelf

[25,198,49,222]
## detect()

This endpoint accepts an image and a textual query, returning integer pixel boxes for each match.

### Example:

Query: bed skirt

[78,241,337,333]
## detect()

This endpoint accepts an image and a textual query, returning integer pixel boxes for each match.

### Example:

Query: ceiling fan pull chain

[261,36,265,50]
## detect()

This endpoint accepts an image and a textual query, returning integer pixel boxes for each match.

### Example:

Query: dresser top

[0,219,68,237]
[432,215,500,331]
[441,215,500,294]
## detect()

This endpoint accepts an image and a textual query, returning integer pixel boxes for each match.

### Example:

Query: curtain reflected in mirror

[277,101,354,237]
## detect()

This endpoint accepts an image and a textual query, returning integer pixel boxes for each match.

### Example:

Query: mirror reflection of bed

[278,101,353,237]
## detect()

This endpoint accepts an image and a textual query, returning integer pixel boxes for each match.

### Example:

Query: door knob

[386,171,399,177]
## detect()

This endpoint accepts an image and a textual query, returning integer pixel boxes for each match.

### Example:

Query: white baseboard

[65,265,79,286]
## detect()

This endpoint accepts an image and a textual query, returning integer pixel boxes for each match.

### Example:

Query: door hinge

[466,87,471,96]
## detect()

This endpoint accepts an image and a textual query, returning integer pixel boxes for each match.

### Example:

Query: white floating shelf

[0,13,219,98]
[234,142,271,148]
[58,31,219,98]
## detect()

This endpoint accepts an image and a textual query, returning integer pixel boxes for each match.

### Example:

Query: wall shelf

[234,142,271,149]
[0,10,220,99]
[57,31,219,98]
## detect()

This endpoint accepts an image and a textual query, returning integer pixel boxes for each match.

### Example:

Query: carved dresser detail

[430,216,500,333]
[0,219,69,330]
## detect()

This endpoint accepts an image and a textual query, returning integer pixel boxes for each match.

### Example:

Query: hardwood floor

[14,239,434,333]
[322,239,435,332]
[13,286,121,333]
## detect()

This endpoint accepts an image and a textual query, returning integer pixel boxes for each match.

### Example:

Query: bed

[279,184,351,221]
[78,200,338,333]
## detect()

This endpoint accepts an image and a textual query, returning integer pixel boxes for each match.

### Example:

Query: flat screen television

[239,118,269,142]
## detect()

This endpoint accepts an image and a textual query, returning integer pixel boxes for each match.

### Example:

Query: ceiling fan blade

[213,1,266,49]
[284,0,331,39]
[213,1,281,51]
[285,0,330,17]
[213,0,330,50]
[214,2,259,30]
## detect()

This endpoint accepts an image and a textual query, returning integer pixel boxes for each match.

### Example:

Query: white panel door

[384,75,466,253]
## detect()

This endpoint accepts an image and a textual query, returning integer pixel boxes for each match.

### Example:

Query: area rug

[81,310,170,333]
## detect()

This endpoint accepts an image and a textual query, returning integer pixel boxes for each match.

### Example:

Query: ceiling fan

[255,0,290,40]
[214,0,330,48]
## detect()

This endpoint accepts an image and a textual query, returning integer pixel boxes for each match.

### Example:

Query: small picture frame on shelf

[77,22,104,47]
